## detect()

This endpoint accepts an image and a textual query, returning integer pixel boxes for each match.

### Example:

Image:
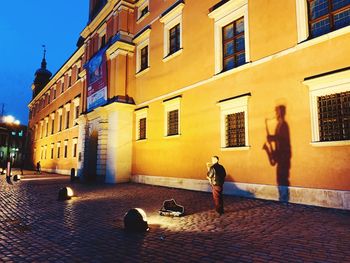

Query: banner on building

[86,47,108,111]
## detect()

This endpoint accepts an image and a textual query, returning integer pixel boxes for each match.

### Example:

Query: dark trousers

[212,185,224,214]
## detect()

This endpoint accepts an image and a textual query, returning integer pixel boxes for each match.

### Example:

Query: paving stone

[1,172,350,262]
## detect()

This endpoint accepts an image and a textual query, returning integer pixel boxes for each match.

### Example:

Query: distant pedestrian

[36,161,41,174]
[206,156,226,215]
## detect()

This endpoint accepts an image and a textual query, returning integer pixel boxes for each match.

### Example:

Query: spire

[41,45,47,69]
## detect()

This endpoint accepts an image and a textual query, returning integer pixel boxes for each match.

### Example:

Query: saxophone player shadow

[263,105,291,203]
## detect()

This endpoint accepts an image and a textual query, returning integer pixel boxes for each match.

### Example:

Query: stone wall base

[131,174,350,210]
[41,168,71,175]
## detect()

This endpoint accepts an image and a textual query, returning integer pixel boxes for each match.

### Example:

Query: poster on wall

[86,47,108,111]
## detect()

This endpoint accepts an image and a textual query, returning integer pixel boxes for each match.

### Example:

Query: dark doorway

[86,130,98,182]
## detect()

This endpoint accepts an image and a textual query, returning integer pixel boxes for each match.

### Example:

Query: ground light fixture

[58,186,74,201]
[13,174,21,181]
[124,208,149,232]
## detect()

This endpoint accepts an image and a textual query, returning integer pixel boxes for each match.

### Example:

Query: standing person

[206,156,226,215]
[36,161,41,174]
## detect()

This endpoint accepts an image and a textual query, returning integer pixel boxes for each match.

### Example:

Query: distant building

[0,121,27,169]
[28,0,350,209]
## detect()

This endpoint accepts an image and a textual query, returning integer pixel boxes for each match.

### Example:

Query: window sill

[163,48,183,62]
[136,138,147,142]
[136,12,150,24]
[220,146,250,151]
[310,140,350,147]
[213,62,250,80]
[164,134,181,139]
[298,26,350,50]
[135,67,150,78]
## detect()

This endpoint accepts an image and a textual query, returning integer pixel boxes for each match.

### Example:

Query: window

[44,145,47,159]
[209,0,249,74]
[317,91,350,141]
[140,46,149,71]
[169,24,181,55]
[222,17,246,71]
[296,0,350,42]
[57,108,63,132]
[51,144,54,159]
[57,142,61,158]
[100,34,106,48]
[226,112,246,147]
[40,121,44,139]
[139,118,147,140]
[307,0,350,38]
[163,96,181,137]
[64,103,71,129]
[134,27,151,75]
[160,1,184,60]
[64,140,68,158]
[51,113,55,134]
[66,111,70,129]
[217,93,250,150]
[45,118,49,137]
[61,81,64,94]
[73,97,80,123]
[304,68,350,145]
[135,107,148,140]
[72,138,78,158]
[141,5,149,18]
[137,0,149,22]
[75,105,80,119]
[167,109,179,136]
[53,88,57,99]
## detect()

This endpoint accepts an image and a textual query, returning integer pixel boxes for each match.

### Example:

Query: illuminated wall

[29,0,350,209]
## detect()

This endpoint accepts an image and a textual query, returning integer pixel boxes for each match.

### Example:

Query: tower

[32,46,52,99]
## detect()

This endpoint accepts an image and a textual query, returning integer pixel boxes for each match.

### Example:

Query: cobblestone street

[1,172,350,263]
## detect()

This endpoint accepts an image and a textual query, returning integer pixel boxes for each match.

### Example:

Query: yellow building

[28,0,350,209]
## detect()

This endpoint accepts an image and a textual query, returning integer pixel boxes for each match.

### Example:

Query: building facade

[28,0,350,209]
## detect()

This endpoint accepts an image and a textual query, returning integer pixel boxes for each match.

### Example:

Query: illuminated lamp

[124,208,149,232]
[13,174,21,181]
[58,187,74,201]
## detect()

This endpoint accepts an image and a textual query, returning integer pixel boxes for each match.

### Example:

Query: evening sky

[0,0,88,124]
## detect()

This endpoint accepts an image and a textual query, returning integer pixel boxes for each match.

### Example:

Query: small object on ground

[159,199,185,217]
[58,187,74,201]
[124,208,149,232]
[13,174,21,181]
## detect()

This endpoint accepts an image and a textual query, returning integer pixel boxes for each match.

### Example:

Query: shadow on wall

[262,105,292,203]
[223,176,255,199]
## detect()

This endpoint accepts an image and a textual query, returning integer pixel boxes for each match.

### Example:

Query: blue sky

[0,0,88,124]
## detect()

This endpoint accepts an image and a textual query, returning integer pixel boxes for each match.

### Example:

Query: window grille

[139,117,146,140]
[226,112,245,147]
[317,91,350,141]
[167,109,179,136]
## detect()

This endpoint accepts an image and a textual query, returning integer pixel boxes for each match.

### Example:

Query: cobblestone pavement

[1,172,350,263]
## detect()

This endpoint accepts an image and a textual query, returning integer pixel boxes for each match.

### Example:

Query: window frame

[296,0,350,42]
[134,27,151,76]
[160,2,184,62]
[163,96,181,137]
[217,94,250,151]
[303,68,350,146]
[137,0,150,23]
[209,0,250,75]
[135,107,148,141]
